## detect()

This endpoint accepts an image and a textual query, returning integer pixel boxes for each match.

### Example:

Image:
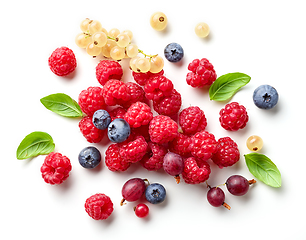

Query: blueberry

[92,109,111,130]
[145,183,166,204]
[253,85,279,109]
[164,42,184,62]
[78,146,101,169]
[107,118,131,143]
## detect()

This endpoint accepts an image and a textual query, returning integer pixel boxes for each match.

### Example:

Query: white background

[1,0,305,239]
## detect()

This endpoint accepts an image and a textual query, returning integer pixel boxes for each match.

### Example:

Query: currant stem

[138,49,158,59]
[222,202,231,210]
[120,198,126,206]
[174,175,181,184]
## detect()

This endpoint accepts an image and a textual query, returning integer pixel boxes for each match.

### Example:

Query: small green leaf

[244,153,281,188]
[209,72,251,101]
[40,93,83,118]
[16,132,55,160]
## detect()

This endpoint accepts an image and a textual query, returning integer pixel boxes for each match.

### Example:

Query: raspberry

[124,102,153,128]
[119,135,148,163]
[132,70,164,86]
[96,60,123,86]
[153,89,182,116]
[189,130,217,161]
[84,193,114,220]
[40,152,72,185]
[178,106,207,135]
[132,124,150,142]
[79,116,105,143]
[109,107,127,121]
[168,133,191,157]
[102,79,130,106]
[211,137,240,168]
[186,58,217,88]
[144,75,173,101]
[141,142,168,171]
[149,115,178,144]
[48,46,76,76]
[182,157,211,184]
[105,144,131,172]
[121,82,145,108]
[78,86,106,116]
[219,102,249,131]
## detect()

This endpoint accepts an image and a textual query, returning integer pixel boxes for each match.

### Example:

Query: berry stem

[138,49,158,59]
[248,179,256,185]
[222,202,231,210]
[120,198,126,206]
[174,175,181,184]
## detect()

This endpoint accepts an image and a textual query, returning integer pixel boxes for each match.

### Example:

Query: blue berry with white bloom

[145,183,166,204]
[253,85,279,109]
[164,42,184,62]
[78,146,101,169]
[107,118,131,143]
[92,109,111,130]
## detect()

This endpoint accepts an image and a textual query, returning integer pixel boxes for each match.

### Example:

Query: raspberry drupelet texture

[124,102,153,128]
[168,133,191,157]
[109,107,127,121]
[182,157,211,184]
[141,141,168,171]
[78,86,106,116]
[144,75,173,101]
[48,46,77,76]
[121,82,146,109]
[219,102,249,131]
[41,152,72,185]
[179,106,207,135]
[84,193,114,220]
[149,115,178,144]
[102,79,130,106]
[96,60,123,86]
[212,137,240,168]
[186,58,217,88]
[153,89,182,116]
[119,135,148,163]
[132,70,164,86]
[79,116,105,143]
[105,144,131,172]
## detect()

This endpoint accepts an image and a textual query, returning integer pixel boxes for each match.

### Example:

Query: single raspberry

[96,60,123,86]
[212,137,240,168]
[102,79,130,106]
[189,130,217,161]
[119,135,148,163]
[40,152,72,185]
[132,70,164,86]
[79,116,105,143]
[78,86,106,116]
[219,102,249,131]
[144,75,173,101]
[141,142,168,171]
[168,133,191,157]
[179,106,207,135]
[124,102,153,128]
[120,82,145,108]
[182,157,211,184]
[48,46,77,76]
[109,107,127,121]
[84,193,114,220]
[153,89,182,116]
[105,144,131,172]
[186,58,217,88]
[149,115,178,144]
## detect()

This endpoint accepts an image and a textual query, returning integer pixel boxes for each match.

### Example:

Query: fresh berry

[105,144,131,172]
[92,109,111,130]
[253,84,279,109]
[119,135,148,163]
[40,152,72,185]
[144,75,173,101]
[145,183,166,204]
[219,102,249,131]
[78,86,106,117]
[226,175,256,196]
[107,118,131,143]
[163,152,184,183]
[132,70,164,86]
[153,89,182,116]
[84,193,114,220]
[246,135,263,152]
[48,46,77,76]
[121,178,146,205]
[78,146,101,169]
[141,141,168,171]
[134,203,149,218]
[79,116,105,143]
[150,12,168,31]
[211,137,240,168]
[164,42,184,62]
[179,106,207,135]
[132,124,150,142]
[182,157,211,184]
[124,102,153,128]
[102,79,130,106]
[109,107,127,121]
[96,60,123,85]
[149,115,178,144]
[121,82,145,108]
[189,131,217,161]
[207,187,230,210]
[186,58,217,88]
[168,133,191,157]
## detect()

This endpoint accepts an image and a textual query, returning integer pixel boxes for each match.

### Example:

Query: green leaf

[16,131,55,160]
[244,153,281,188]
[40,93,83,118]
[209,72,251,101]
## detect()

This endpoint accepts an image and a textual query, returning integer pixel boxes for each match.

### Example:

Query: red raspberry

[144,75,173,101]
[102,79,130,106]
[132,70,164,86]
[96,60,123,86]
[186,58,217,88]
[109,107,126,121]
[124,102,153,128]
[48,46,76,76]
[211,137,240,168]
[179,106,207,135]
[219,102,249,131]
[105,144,131,172]
[182,157,211,184]
[119,135,148,163]
[78,86,106,116]
[153,89,182,116]
[168,133,191,157]
[141,142,168,171]
[40,152,72,185]
[84,193,114,220]
[149,115,178,144]
[121,82,145,108]
[189,130,217,161]
[79,116,105,143]
[132,124,150,142]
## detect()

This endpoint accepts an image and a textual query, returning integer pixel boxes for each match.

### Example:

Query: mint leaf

[244,153,281,188]
[40,93,83,118]
[209,72,251,101]
[16,131,55,160]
